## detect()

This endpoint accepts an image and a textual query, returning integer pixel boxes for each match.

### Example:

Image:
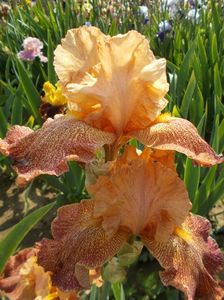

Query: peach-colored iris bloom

[36,147,224,300]
[0,248,78,300]
[0,26,223,186]
[54,26,168,134]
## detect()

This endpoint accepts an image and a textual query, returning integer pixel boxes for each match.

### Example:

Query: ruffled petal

[90,146,191,239]
[133,116,224,166]
[0,115,115,186]
[37,200,129,292]
[54,26,169,134]
[142,214,224,300]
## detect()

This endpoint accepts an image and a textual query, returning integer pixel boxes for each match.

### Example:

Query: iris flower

[37,147,224,299]
[41,81,67,107]
[17,37,48,63]
[0,26,223,186]
[0,248,78,300]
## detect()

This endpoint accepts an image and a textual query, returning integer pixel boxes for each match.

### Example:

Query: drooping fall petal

[37,200,129,292]
[142,214,224,300]
[54,26,169,134]
[0,115,115,186]
[133,116,224,166]
[90,146,191,240]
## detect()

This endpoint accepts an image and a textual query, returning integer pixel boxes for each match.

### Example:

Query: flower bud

[103,258,127,283]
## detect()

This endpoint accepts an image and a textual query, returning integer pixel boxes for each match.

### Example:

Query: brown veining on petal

[133,117,224,166]
[0,115,116,186]
[37,200,129,292]
[142,214,224,300]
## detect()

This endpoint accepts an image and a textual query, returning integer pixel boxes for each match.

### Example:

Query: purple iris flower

[17,37,47,63]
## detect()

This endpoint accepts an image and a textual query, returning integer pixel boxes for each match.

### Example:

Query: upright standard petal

[54,26,169,134]
[142,214,224,300]
[0,115,115,186]
[90,146,191,240]
[133,116,224,166]
[37,200,129,292]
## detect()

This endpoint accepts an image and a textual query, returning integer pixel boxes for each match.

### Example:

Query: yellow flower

[82,0,92,13]
[42,81,67,107]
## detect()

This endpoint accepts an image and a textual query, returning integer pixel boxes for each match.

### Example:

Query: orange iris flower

[36,147,224,300]
[0,26,223,300]
[0,248,78,300]
[0,26,223,186]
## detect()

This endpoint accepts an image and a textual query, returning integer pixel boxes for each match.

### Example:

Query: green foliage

[0,201,55,273]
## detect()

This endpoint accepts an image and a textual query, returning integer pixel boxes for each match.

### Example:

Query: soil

[0,175,57,249]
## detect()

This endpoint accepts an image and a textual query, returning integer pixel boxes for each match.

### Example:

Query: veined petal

[142,214,224,300]
[133,116,224,166]
[54,26,169,134]
[0,115,115,186]
[90,147,191,239]
[37,200,129,292]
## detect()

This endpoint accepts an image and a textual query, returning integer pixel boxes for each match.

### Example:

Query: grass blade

[16,59,42,123]
[180,71,196,118]
[0,201,56,273]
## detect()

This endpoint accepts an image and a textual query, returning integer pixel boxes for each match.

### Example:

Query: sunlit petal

[133,116,224,166]
[37,200,129,292]
[0,115,115,186]
[142,214,224,300]
[54,26,169,134]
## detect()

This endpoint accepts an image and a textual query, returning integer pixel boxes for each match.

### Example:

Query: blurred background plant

[0,0,223,299]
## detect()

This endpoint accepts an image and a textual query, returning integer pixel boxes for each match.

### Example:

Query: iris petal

[142,214,224,300]
[54,26,169,133]
[133,117,224,166]
[90,147,191,238]
[37,200,129,292]
[0,115,115,186]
